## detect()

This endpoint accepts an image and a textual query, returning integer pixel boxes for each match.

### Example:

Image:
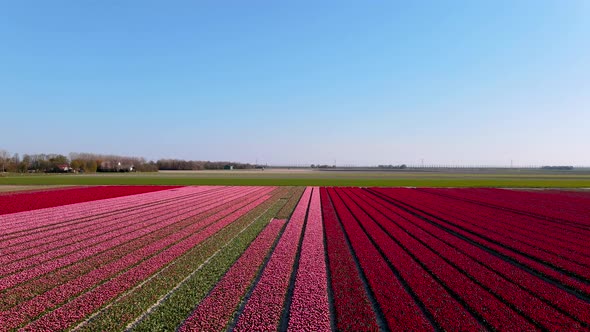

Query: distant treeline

[541,166,574,170]
[156,159,254,170]
[0,150,253,173]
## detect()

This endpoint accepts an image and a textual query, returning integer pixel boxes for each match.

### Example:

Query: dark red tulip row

[233,187,312,331]
[338,188,485,331]
[287,187,331,331]
[350,188,586,330]
[427,188,590,225]
[18,193,274,331]
[400,189,590,268]
[374,188,590,296]
[321,187,379,331]
[326,187,432,331]
[179,218,285,331]
[0,185,180,215]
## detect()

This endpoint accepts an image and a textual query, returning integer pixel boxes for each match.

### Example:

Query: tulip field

[0,185,589,331]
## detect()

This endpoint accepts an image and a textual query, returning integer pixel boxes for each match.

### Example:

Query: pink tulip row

[0,186,257,265]
[373,188,590,296]
[17,193,274,331]
[320,188,378,331]
[0,185,182,216]
[179,218,286,332]
[0,186,207,232]
[0,186,231,251]
[0,192,273,329]
[233,187,313,331]
[287,187,331,331]
[0,187,273,291]
[1,188,273,312]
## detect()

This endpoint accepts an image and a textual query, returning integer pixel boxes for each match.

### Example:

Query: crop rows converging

[0,186,588,331]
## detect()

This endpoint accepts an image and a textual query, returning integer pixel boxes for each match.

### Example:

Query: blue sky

[1,1,588,165]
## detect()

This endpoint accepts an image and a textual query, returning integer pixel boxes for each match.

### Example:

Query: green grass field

[2,169,590,188]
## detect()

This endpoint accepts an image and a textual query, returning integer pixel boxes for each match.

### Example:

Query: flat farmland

[2,168,590,187]
[0,186,589,331]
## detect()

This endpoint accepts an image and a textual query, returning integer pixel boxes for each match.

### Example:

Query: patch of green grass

[1,172,590,188]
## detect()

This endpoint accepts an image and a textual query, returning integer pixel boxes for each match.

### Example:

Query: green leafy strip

[276,186,306,219]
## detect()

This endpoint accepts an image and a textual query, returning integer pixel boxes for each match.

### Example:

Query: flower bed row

[374,188,590,297]
[179,218,286,331]
[349,188,583,330]
[233,187,312,331]
[0,186,207,237]
[0,188,272,292]
[18,194,273,331]
[103,188,294,332]
[338,188,483,331]
[320,187,378,332]
[0,186,229,252]
[287,187,331,331]
[326,187,431,331]
[0,187,258,269]
[1,190,274,330]
[402,189,590,267]
[0,185,182,215]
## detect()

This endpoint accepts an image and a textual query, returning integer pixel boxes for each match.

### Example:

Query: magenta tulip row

[233,187,312,331]
[179,218,286,331]
[287,187,331,331]
[14,193,273,331]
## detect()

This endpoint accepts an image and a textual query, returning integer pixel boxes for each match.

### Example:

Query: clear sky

[1,1,588,166]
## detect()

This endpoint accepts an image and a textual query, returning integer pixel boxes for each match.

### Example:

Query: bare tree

[0,149,9,173]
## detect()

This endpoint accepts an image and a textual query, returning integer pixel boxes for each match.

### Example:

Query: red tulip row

[0,188,273,292]
[359,188,590,327]
[0,186,257,268]
[179,218,286,331]
[320,187,378,331]
[0,187,272,312]
[0,185,180,215]
[18,193,274,331]
[326,187,432,331]
[406,189,590,264]
[350,188,586,330]
[338,188,485,331]
[374,188,590,295]
[433,188,590,225]
[233,187,312,331]
[287,187,331,331]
